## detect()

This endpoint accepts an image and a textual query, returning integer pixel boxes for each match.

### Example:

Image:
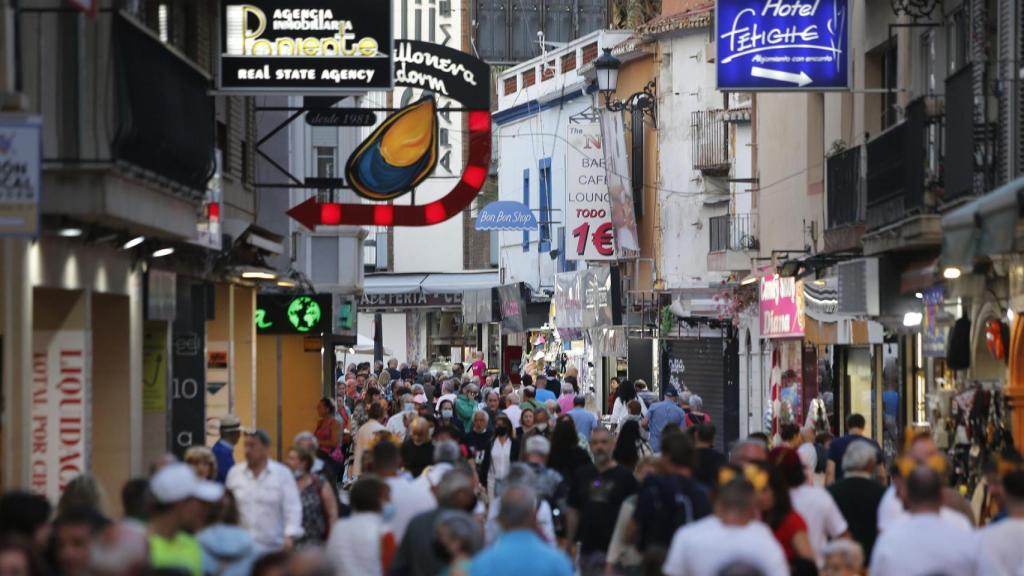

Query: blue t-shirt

[646,400,686,453]
[469,530,572,576]
[569,408,599,440]
[212,440,234,484]
[535,388,557,404]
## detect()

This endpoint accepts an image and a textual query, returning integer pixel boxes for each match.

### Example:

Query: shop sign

[599,110,640,256]
[716,0,850,91]
[566,123,616,260]
[581,266,623,328]
[172,281,207,458]
[475,201,537,231]
[305,109,377,127]
[498,283,527,333]
[256,294,333,335]
[31,329,89,502]
[761,273,805,338]
[922,286,946,357]
[359,292,462,309]
[0,115,42,237]
[218,1,393,92]
[333,294,357,335]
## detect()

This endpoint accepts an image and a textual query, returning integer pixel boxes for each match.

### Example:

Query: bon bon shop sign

[760,273,805,338]
[716,0,849,91]
[219,1,393,92]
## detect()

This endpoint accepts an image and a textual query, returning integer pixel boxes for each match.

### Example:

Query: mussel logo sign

[286,40,492,228]
[219,1,393,92]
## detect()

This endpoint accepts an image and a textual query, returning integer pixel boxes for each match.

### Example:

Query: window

[920,30,936,95]
[539,158,552,252]
[504,76,518,95]
[522,169,530,252]
[542,61,555,81]
[489,230,499,267]
[315,146,335,203]
[882,42,898,129]
[581,42,598,65]
[561,51,576,73]
[523,69,536,87]
[947,9,969,73]
[310,237,339,284]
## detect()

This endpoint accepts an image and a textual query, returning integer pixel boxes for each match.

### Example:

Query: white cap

[150,463,224,504]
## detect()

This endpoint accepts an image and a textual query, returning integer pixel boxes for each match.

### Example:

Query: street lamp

[594,48,657,127]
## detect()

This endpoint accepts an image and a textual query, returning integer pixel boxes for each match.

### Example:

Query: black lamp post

[594,48,657,127]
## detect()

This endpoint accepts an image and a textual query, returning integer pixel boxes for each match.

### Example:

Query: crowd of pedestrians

[2,357,1023,576]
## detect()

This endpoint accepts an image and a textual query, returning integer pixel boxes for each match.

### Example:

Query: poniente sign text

[219,1,393,92]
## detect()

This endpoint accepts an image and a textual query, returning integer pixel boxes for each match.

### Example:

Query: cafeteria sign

[716,0,849,91]
[219,1,393,92]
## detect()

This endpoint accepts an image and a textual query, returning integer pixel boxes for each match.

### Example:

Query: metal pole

[373,312,384,366]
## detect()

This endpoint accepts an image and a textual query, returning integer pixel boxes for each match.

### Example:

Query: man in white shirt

[354,402,388,477]
[979,469,1024,576]
[870,466,979,576]
[502,393,523,430]
[774,446,848,565]
[663,470,788,576]
[369,439,435,544]
[386,394,415,440]
[225,429,303,550]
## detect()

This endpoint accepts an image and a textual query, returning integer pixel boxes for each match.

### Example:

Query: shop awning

[941,176,1024,267]
[363,272,499,295]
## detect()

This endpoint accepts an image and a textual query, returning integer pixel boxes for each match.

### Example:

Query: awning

[941,176,1024,267]
[363,272,499,295]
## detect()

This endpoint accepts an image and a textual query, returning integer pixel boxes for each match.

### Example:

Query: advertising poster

[599,110,640,256]
[0,116,42,237]
[760,273,805,338]
[142,321,167,413]
[922,287,947,357]
[31,329,89,501]
[566,123,616,260]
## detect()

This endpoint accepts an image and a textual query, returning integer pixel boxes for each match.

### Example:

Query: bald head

[410,417,431,444]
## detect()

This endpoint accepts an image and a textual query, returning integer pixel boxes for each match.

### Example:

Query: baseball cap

[149,463,224,504]
[525,435,551,456]
[664,386,680,398]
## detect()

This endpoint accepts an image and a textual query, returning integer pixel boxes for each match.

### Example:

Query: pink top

[471,360,487,378]
[557,394,575,415]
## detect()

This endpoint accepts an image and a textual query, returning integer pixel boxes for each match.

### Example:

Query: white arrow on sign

[751,66,813,87]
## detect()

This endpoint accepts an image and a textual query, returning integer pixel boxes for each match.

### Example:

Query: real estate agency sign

[566,123,616,260]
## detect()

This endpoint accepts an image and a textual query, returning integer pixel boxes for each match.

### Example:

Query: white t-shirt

[978,517,1024,576]
[503,405,523,429]
[384,476,436,544]
[789,484,848,565]
[869,512,978,576]
[877,485,974,532]
[662,516,788,576]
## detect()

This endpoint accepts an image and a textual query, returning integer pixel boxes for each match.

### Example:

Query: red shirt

[772,510,808,561]
[471,360,487,378]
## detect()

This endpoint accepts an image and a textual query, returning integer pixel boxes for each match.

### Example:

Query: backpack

[686,412,708,428]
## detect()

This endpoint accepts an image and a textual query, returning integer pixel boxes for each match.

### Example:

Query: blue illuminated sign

[716,0,849,91]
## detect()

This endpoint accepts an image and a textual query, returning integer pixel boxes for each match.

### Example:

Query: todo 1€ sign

[716,0,849,91]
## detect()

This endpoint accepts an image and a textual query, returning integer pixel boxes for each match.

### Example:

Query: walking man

[226,429,304,550]
[213,415,241,484]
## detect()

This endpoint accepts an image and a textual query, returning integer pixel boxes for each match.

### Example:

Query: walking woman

[286,445,339,546]
[482,414,520,501]
[315,397,343,482]
[611,379,646,429]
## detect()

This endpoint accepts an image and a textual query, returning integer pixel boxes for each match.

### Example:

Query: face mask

[381,502,396,522]
[495,425,509,436]
[442,410,454,419]
[404,403,415,413]
[536,423,548,432]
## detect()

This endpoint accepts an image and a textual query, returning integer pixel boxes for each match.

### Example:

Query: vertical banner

[171,280,207,458]
[566,123,616,260]
[31,329,89,501]
[922,287,947,357]
[599,110,640,256]
[142,321,168,412]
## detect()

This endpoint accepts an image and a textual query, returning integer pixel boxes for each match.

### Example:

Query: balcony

[692,109,731,175]
[707,213,758,272]
[824,145,865,252]
[19,11,215,239]
[863,96,945,254]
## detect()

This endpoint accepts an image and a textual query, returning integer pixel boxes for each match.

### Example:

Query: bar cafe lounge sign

[219,1,393,92]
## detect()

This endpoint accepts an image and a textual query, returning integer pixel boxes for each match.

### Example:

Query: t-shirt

[471,360,487,379]
[568,408,598,440]
[568,464,639,553]
[633,473,712,551]
[646,400,686,453]
[789,484,848,565]
[772,510,808,561]
[827,434,883,481]
[827,475,886,558]
[978,517,1024,576]
[662,516,788,576]
[535,388,557,404]
[876,485,974,533]
[694,447,726,488]
[400,440,434,478]
[149,532,203,576]
[869,513,979,576]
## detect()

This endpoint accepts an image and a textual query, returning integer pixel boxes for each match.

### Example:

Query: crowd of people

[2,356,1023,576]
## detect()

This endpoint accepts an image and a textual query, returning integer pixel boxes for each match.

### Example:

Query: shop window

[846,347,874,438]
[315,146,335,203]
[538,159,552,252]
[522,169,530,252]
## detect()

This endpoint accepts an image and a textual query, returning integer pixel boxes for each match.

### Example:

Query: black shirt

[401,439,434,478]
[633,473,712,551]
[568,464,639,552]
[694,447,726,487]
[828,475,886,558]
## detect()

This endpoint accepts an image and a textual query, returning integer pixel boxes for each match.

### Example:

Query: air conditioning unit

[837,258,880,316]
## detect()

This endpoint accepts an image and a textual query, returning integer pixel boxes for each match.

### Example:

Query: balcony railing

[709,213,758,252]
[18,11,215,200]
[866,96,943,230]
[826,145,864,228]
[692,109,731,174]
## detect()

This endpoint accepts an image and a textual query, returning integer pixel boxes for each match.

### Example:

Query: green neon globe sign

[287,296,322,333]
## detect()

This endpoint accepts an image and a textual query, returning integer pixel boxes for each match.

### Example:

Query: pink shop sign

[760,274,805,339]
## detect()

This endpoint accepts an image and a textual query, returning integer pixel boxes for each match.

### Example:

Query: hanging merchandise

[985,319,1009,362]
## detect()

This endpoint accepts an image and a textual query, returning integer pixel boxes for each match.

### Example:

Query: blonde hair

[184,446,218,481]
